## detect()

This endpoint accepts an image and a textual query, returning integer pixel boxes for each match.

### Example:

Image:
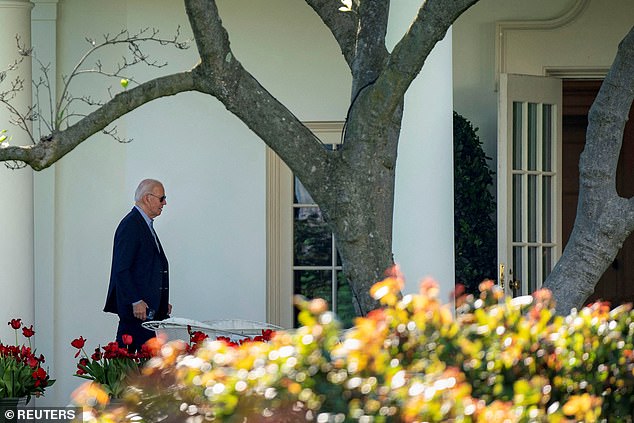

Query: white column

[387,2,456,302]
[0,0,34,341]
[31,0,58,407]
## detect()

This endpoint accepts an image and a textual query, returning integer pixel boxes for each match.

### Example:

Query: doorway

[562,80,634,306]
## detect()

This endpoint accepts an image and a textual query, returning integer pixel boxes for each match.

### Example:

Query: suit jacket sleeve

[111,217,144,306]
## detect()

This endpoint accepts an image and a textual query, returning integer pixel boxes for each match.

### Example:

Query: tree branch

[349,0,389,96]
[580,26,634,200]
[358,0,479,121]
[304,0,359,68]
[0,71,195,170]
[184,0,334,193]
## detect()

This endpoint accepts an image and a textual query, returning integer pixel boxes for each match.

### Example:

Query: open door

[498,74,562,297]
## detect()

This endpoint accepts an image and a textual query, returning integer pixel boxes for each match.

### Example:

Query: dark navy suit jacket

[104,207,169,320]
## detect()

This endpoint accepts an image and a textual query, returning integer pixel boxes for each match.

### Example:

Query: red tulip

[8,319,21,329]
[71,336,86,358]
[32,367,47,380]
[22,325,35,338]
[91,348,102,361]
[189,331,208,344]
[122,334,133,346]
[32,367,48,388]
[71,336,86,349]
[261,329,274,341]
[103,342,119,359]
[27,356,39,369]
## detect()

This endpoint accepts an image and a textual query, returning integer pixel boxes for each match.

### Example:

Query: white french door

[497,74,562,297]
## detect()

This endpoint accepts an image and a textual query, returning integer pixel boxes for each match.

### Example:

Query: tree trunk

[546,201,632,315]
[304,103,403,315]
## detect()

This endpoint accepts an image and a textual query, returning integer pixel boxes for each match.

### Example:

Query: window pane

[542,247,553,281]
[336,272,355,328]
[528,103,537,171]
[513,174,522,242]
[294,207,332,266]
[528,175,537,243]
[542,104,553,172]
[513,102,523,169]
[542,176,552,243]
[528,247,537,294]
[294,269,332,326]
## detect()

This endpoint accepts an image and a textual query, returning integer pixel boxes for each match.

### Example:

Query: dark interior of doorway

[563,80,634,306]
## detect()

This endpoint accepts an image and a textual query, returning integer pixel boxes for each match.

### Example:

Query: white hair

[134,179,162,202]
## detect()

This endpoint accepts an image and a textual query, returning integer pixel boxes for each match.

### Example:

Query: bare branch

[56,27,190,130]
[0,71,196,170]
[0,75,36,143]
[102,125,132,144]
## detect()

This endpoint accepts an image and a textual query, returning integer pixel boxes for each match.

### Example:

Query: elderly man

[104,179,172,351]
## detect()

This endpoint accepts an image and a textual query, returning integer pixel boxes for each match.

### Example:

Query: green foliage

[0,357,37,399]
[453,112,496,294]
[71,338,151,399]
[78,274,634,422]
[0,319,54,403]
[76,357,143,399]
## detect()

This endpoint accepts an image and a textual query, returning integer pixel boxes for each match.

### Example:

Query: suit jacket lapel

[131,208,160,253]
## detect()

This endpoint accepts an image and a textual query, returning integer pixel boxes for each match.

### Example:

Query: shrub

[76,273,634,422]
[453,112,497,294]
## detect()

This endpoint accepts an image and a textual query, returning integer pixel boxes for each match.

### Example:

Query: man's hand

[168,303,173,315]
[133,300,148,320]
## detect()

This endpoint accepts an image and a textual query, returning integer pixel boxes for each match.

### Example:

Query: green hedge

[78,275,634,422]
[454,112,496,294]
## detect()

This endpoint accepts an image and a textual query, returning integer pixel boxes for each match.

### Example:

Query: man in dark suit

[104,179,171,351]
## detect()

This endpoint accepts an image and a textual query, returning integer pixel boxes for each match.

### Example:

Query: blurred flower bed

[74,270,634,422]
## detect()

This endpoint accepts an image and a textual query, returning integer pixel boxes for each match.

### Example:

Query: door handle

[509,278,520,296]
[499,263,505,289]
[508,267,520,296]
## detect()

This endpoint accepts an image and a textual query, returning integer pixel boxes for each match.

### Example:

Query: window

[267,122,354,328]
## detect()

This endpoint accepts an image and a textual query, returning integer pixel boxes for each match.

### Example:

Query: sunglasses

[147,193,167,202]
